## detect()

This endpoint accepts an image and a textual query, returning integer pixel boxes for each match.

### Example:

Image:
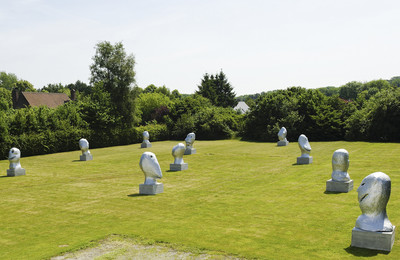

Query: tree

[89,41,137,128]
[339,81,362,100]
[14,80,35,92]
[196,71,237,108]
[0,71,18,90]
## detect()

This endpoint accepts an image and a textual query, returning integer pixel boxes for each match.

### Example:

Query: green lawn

[1,140,399,259]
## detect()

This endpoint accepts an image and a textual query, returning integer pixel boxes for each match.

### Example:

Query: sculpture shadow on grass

[344,246,390,257]
[127,193,154,197]
[72,160,82,162]
[324,191,345,195]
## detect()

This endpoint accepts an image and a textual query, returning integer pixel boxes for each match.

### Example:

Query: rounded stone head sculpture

[298,134,311,158]
[278,127,287,141]
[79,138,91,156]
[143,131,149,141]
[331,149,350,182]
[355,172,393,232]
[185,133,195,149]
[8,147,22,170]
[172,143,185,164]
[139,152,162,185]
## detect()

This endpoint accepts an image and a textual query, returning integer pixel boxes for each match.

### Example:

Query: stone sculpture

[139,152,163,195]
[170,143,188,171]
[7,147,26,177]
[351,172,395,251]
[296,134,312,164]
[326,149,353,192]
[141,131,152,148]
[79,138,93,161]
[277,127,289,146]
[184,132,196,155]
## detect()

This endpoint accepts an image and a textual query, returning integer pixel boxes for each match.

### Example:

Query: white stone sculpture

[277,127,289,146]
[141,131,152,148]
[139,152,163,194]
[170,143,188,171]
[184,132,196,155]
[326,149,353,192]
[296,134,312,164]
[7,147,26,177]
[79,138,93,161]
[351,172,395,251]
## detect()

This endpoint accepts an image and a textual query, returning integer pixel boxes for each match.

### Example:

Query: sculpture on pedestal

[351,172,395,251]
[326,149,353,192]
[79,138,93,161]
[355,172,393,232]
[277,127,289,146]
[7,147,26,177]
[184,132,196,155]
[139,152,163,194]
[170,143,188,171]
[141,131,152,148]
[297,134,312,164]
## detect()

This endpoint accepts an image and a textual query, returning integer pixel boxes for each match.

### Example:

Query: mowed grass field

[1,140,400,259]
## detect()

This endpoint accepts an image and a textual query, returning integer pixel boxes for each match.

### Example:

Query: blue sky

[1,0,400,95]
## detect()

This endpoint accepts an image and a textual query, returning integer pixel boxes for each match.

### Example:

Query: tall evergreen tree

[196,71,237,108]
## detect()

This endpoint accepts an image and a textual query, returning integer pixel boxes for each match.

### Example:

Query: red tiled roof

[21,92,70,108]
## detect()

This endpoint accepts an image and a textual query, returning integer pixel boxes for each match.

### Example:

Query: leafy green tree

[144,84,157,93]
[89,41,137,128]
[136,92,172,124]
[389,76,400,88]
[0,88,12,111]
[346,88,400,141]
[39,83,71,97]
[196,71,237,108]
[14,80,35,92]
[339,81,362,100]
[0,71,18,90]
[317,86,339,96]
[66,80,92,96]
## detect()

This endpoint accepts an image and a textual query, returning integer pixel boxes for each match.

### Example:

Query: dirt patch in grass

[51,235,243,260]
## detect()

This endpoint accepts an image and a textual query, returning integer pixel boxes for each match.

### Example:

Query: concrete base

[326,179,353,193]
[7,168,26,177]
[139,183,163,195]
[297,156,313,165]
[351,226,395,252]
[277,140,289,146]
[184,148,196,155]
[80,154,93,161]
[141,142,152,148]
[170,163,188,171]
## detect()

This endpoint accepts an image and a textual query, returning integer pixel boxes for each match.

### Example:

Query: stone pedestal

[297,156,313,165]
[351,226,395,252]
[141,142,152,148]
[139,183,163,195]
[7,168,26,177]
[277,140,289,146]
[80,154,93,161]
[326,179,353,193]
[170,163,188,171]
[184,148,196,155]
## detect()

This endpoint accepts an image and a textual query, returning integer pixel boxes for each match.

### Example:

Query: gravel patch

[51,236,243,260]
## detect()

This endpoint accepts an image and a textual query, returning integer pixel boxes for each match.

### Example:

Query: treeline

[1,41,400,159]
[244,79,400,142]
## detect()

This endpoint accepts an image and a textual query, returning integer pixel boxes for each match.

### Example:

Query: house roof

[21,92,71,108]
[234,101,249,113]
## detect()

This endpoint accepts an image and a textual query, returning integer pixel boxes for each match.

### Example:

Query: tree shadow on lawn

[344,246,390,257]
